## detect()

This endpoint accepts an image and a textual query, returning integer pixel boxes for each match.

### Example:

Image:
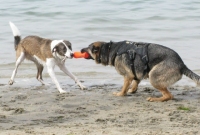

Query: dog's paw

[59,89,67,94]
[37,78,46,85]
[8,80,14,85]
[113,92,126,96]
[128,88,137,93]
[77,82,87,90]
[146,97,155,102]
[146,97,168,102]
[80,85,87,90]
[147,96,173,102]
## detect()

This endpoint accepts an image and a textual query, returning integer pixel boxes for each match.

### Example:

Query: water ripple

[1,0,200,74]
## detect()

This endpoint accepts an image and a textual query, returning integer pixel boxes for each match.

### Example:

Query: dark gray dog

[81,41,200,102]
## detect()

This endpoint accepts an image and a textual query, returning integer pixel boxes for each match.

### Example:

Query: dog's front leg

[58,64,86,90]
[46,59,66,93]
[128,80,140,93]
[113,77,132,96]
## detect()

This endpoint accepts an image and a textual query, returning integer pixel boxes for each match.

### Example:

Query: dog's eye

[64,47,67,52]
[68,45,72,50]
[92,47,99,53]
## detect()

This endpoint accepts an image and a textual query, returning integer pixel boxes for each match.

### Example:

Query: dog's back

[148,43,185,69]
[19,36,53,61]
[9,22,53,61]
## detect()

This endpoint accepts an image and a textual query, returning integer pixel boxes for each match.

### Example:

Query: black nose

[71,53,74,57]
[81,49,85,53]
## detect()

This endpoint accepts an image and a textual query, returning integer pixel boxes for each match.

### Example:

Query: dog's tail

[182,65,200,86]
[9,22,21,51]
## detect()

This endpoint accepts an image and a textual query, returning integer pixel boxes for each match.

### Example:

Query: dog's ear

[63,40,72,50]
[102,41,112,47]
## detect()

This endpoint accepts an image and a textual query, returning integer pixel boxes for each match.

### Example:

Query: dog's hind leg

[36,64,45,85]
[147,62,182,102]
[9,52,25,85]
[128,80,140,93]
[113,77,132,96]
[33,60,45,85]
[29,56,46,85]
[146,87,173,102]
[35,63,45,85]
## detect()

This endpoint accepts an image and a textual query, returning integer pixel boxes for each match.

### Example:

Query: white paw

[8,80,14,85]
[79,83,87,90]
[81,85,87,90]
[59,89,67,93]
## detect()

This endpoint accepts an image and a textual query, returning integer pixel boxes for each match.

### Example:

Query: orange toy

[73,52,90,58]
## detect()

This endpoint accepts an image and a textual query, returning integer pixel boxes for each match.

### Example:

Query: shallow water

[1,0,200,88]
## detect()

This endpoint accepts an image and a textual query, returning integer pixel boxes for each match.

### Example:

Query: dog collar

[97,45,103,63]
[98,41,112,64]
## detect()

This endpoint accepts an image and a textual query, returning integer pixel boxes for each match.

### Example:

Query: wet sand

[1,0,200,134]
[0,81,200,135]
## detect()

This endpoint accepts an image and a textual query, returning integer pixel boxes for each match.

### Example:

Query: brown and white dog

[9,22,86,93]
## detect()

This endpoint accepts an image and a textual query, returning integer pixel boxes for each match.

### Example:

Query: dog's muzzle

[80,48,93,59]
[70,53,74,57]
[81,48,87,53]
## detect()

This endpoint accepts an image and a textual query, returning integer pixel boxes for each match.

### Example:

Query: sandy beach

[1,0,200,134]
[0,81,200,135]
